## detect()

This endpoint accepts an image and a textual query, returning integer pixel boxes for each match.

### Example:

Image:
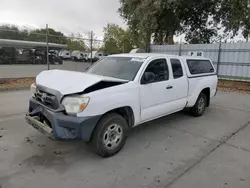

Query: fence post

[147,38,151,53]
[216,39,222,75]
[46,24,50,70]
[90,31,93,65]
[178,42,182,56]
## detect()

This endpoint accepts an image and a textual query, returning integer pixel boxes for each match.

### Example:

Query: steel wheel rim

[103,124,123,150]
[198,97,205,113]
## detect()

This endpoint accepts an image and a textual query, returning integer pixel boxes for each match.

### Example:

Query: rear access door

[166,58,189,110]
[139,57,188,123]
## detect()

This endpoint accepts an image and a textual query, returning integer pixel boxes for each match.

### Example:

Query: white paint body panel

[35,53,218,127]
[36,70,128,95]
[79,83,141,124]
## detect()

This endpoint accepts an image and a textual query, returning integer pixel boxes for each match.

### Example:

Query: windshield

[87,56,145,81]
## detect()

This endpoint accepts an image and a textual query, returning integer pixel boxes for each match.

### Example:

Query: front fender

[78,84,141,125]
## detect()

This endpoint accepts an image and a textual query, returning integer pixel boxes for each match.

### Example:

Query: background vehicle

[47,50,63,64]
[0,46,18,64]
[71,50,80,61]
[71,50,88,62]
[59,50,71,60]
[87,51,109,62]
[76,52,88,62]
[26,53,217,157]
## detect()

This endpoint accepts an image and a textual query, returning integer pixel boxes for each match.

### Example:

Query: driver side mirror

[141,72,155,84]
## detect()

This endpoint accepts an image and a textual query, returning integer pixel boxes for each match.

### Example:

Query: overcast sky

[0,0,126,38]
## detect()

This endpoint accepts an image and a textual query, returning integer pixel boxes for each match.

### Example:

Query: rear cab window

[186,59,215,75]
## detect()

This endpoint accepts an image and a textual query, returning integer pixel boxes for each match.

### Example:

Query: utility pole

[90,31,93,65]
[46,24,50,70]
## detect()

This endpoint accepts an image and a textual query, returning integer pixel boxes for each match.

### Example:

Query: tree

[28,28,67,44]
[119,0,159,49]
[0,24,67,44]
[65,33,87,51]
[178,0,219,43]
[153,0,181,44]
[66,39,86,51]
[119,0,220,45]
[103,24,139,54]
[0,25,29,40]
[103,24,124,53]
[218,0,250,41]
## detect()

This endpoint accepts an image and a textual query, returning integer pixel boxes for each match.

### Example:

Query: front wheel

[190,92,207,117]
[91,113,128,157]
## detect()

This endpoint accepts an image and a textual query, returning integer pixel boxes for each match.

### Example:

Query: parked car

[76,52,88,62]
[26,53,218,157]
[0,47,16,64]
[71,50,88,62]
[48,50,63,64]
[59,50,71,60]
[87,51,109,62]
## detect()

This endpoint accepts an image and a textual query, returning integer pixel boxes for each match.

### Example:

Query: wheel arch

[103,106,135,128]
[89,106,135,141]
[201,87,210,107]
[187,87,211,108]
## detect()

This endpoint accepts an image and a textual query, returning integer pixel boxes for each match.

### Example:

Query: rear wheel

[190,92,207,117]
[91,113,128,157]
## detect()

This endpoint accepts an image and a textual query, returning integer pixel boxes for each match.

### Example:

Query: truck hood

[36,69,128,95]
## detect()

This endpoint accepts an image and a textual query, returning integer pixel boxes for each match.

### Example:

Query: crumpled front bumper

[26,98,101,141]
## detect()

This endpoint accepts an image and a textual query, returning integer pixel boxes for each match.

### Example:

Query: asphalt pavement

[0,91,250,188]
[0,61,91,78]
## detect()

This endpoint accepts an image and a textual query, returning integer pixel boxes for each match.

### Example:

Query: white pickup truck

[26,53,218,157]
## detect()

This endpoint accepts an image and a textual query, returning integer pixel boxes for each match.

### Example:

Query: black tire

[190,92,207,117]
[91,113,128,157]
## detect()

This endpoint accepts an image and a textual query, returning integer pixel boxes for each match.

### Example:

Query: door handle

[166,85,173,89]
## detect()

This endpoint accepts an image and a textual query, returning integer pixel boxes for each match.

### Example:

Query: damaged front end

[26,85,101,141]
[26,70,128,140]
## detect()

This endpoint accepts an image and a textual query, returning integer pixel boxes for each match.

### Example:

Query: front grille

[36,89,59,109]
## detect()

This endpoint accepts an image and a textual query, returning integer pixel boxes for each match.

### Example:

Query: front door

[140,58,172,122]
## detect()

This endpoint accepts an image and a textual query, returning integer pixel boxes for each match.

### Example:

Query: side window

[187,60,214,74]
[170,59,183,79]
[141,59,169,84]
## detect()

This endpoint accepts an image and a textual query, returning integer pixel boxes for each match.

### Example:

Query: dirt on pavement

[218,80,250,94]
[0,77,250,94]
[0,78,35,90]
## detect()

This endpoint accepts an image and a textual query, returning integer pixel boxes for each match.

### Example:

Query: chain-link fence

[1,24,250,87]
[150,42,250,82]
[0,24,106,78]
